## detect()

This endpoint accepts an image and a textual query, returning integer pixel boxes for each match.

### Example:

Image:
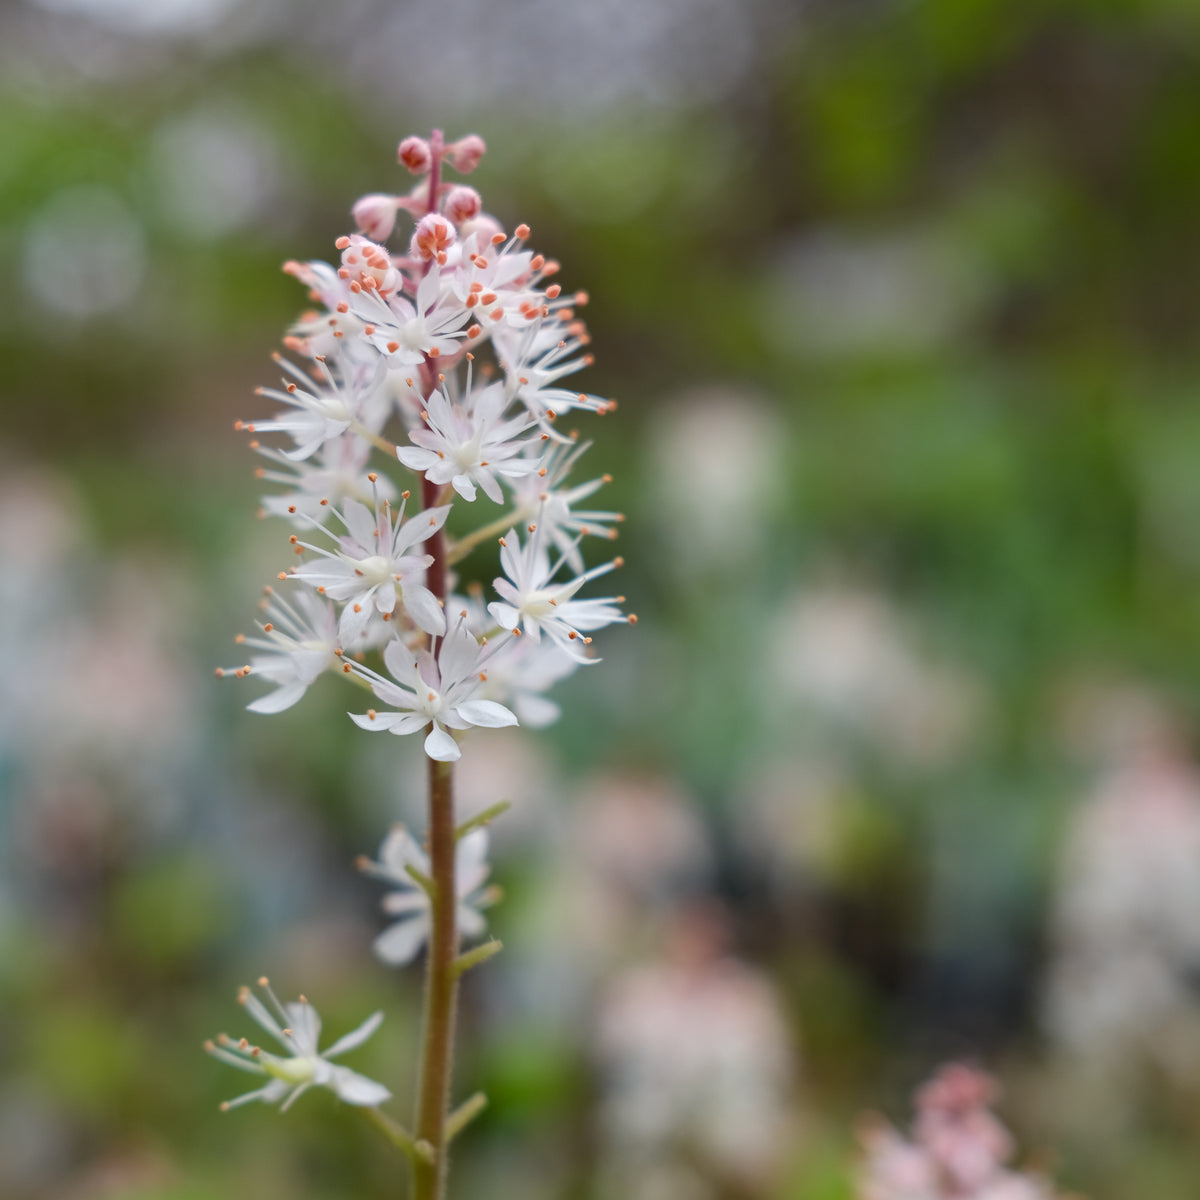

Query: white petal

[402,581,447,636]
[349,710,408,733]
[396,446,441,472]
[222,1079,291,1109]
[340,498,379,550]
[377,826,429,878]
[338,594,374,644]
[487,601,520,631]
[514,692,562,729]
[456,829,491,897]
[456,700,518,728]
[457,905,487,939]
[437,621,483,686]
[387,712,433,736]
[247,682,308,714]
[321,1009,384,1059]
[476,470,504,505]
[373,916,432,965]
[329,1065,392,1106]
[284,1000,322,1056]
[382,890,430,916]
[424,723,461,761]
[383,639,424,688]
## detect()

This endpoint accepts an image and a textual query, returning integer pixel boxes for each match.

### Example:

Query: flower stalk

[413,755,459,1200]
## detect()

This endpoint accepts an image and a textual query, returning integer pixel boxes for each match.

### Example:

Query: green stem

[446,505,535,565]
[412,753,458,1200]
[454,800,511,841]
[361,1106,432,1164]
[350,418,399,458]
[445,1092,488,1142]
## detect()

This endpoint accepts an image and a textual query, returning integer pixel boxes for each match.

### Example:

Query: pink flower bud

[445,135,486,174]
[410,213,456,263]
[398,136,433,175]
[458,214,505,248]
[443,186,482,226]
[339,233,399,294]
[351,193,400,242]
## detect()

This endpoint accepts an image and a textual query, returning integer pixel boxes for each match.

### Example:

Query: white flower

[349,619,518,760]
[497,321,610,429]
[218,588,339,714]
[488,527,628,662]
[350,264,472,367]
[396,381,540,503]
[281,259,373,364]
[510,439,623,572]
[291,494,451,644]
[205,980,389,1111]
[259,435,392,526]
[477,634,579,728]
[359,826,493,965]
[243,356,387,462]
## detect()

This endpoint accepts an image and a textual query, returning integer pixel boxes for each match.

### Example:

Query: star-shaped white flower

[259,435,392,527]
[205,980,389,1112]
[218,588,340,714]
[510,439,624,572]
[359,826,493,965]
[350,264,472,368]
[496,321,610,431]
[488,527,628,662]
[396,381,540,503]
[291,494,450,644]
[242,356,386,462]
[349,619,518,760]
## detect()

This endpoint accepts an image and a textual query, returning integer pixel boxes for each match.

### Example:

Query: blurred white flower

[23,187,145,319]
[1043,727,1200,1082]
[647,387,785,573]
[219,587,340,714]
[359,826,493,965]
[768,225,988,358]
[151,103,286,238]
[205,980,389,1110]
[771,583,984,767]
[595,910,795,1190]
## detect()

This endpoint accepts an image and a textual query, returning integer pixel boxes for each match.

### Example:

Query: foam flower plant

[212,129,632,1200]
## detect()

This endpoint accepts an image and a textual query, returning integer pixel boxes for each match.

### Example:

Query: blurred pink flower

[857,1064,1065,1200]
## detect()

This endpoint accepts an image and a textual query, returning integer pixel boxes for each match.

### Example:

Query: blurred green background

[6,0,1200,1196]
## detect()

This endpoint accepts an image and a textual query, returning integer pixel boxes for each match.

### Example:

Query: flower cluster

[209,130,630,1118]
[219,128,631,763]
[857,1064,1067,1200]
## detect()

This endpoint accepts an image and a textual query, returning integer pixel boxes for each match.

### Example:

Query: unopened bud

[340,233,398,294]
[410,213,456,262]
[398,136,433,174]
[351,193,400,242]
[443,185,482,226]
[444,134,486,174]
[459,214,505,247]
